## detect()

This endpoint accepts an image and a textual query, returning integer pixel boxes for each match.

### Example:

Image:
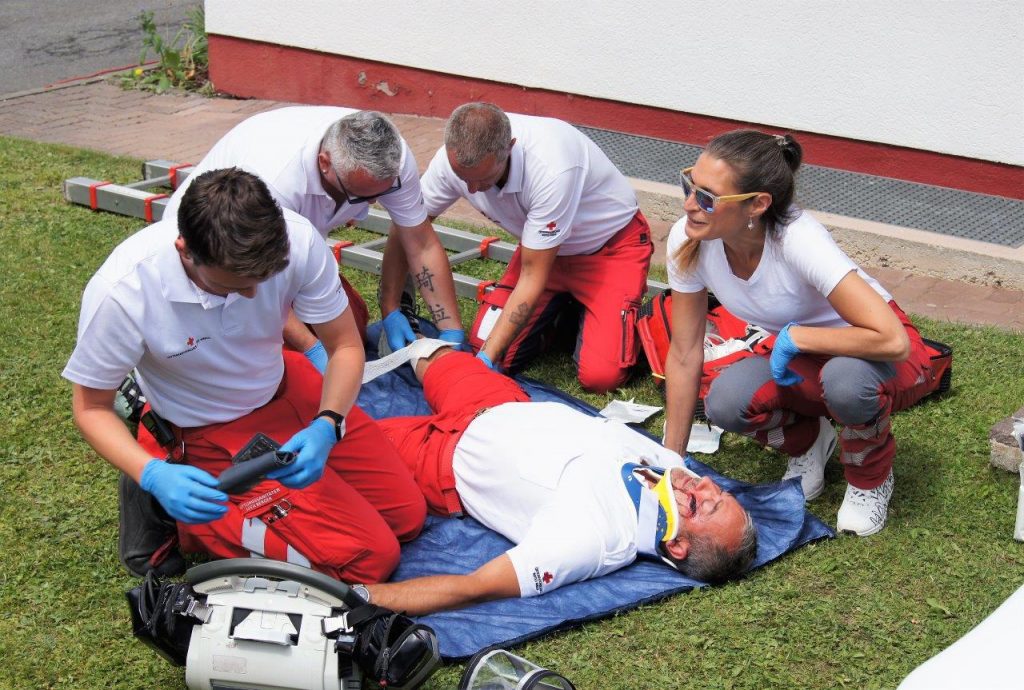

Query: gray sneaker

[781,417,837,500]
[836,470,895,536]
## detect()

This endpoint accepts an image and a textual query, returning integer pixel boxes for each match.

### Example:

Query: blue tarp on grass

[357,324,834,660]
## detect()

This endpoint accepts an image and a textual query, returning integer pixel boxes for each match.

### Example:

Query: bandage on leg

[362,338,453,384]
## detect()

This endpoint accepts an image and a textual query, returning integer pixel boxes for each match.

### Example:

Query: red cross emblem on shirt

[542,571,553,584]
[186,337,195,347]
[546,222,557,230]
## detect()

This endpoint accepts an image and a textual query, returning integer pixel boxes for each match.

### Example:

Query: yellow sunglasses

[680,167,761,213]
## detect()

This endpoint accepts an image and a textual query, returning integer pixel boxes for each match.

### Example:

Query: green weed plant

[119,5,210,95]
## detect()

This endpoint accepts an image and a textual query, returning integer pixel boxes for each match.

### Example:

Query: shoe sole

[839,521,886,537]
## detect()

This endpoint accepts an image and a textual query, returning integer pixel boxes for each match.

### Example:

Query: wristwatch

[315,409,346,442]
[351,583,371,603]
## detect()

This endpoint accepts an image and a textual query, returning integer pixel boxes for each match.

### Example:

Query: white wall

[206,0,1024,165]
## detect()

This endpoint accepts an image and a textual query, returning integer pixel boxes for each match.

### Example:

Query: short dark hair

[666,512,758,584]
[177,167,290,279]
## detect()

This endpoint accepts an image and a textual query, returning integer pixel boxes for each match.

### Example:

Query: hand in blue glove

[476,350,498,371]
[269,418,337,489]
[438,328,470,352]
[382,310,417,352]
[140,459,228,525]
[770,322,804,386]
[303,340,328,375]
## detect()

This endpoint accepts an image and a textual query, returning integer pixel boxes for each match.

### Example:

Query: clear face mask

[459,648,576,690]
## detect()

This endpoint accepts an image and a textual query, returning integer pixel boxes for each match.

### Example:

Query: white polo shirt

[452,402,692,597]
[162,106,428,237]
[62,209,347,427]
[420,113,639,256]
[666,210,892,333]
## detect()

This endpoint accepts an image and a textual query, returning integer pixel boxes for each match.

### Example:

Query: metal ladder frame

[63,160,669,300]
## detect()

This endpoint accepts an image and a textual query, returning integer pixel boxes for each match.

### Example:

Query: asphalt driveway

[0,0,195,95]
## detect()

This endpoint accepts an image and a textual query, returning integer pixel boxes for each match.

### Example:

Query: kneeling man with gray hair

[359,343,757,615]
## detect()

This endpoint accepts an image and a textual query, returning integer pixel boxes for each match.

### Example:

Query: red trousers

[704,303,935,489]
[376,353,530,516]
[470,211,653,393]
[137,351,426,583]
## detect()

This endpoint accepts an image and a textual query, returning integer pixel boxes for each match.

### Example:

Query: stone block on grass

[989,406,1024,473]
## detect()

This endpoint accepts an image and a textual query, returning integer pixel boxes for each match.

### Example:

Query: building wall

[205,0,1024,196]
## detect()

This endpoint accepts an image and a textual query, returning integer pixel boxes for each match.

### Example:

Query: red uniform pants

[376,352,530,516]
[703,303,935,489]
[136,351,426,583]
[470,211,653,394]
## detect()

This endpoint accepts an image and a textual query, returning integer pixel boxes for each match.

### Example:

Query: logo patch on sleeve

[531,567,555,594]
[538,221,559,237]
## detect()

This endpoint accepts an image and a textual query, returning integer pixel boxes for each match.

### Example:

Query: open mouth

[669,470,699,518]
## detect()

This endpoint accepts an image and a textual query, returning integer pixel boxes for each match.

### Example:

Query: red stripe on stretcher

[144,193,169,223]
[88,181,112,210]
[479,236,499,259]
[331,241,354,264]
[168,163,193,189]
[476,280,495,303]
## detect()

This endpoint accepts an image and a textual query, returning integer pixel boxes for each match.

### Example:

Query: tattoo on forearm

[428,304,449,323]
[507,302,534,337]
[414,266,435,292]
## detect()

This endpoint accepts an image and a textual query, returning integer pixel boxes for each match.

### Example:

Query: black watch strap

[315,409,345,441]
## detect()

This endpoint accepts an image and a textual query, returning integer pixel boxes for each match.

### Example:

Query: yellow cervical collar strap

[653,469,679,543]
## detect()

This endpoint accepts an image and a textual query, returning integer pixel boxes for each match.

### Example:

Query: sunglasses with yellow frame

[679,167,761,214]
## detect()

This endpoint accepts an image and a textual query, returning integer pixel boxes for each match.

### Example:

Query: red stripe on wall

[209,35,1024,199]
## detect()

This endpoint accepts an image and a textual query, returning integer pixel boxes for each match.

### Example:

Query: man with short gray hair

[419,102,653,394]
[164,106,466,366]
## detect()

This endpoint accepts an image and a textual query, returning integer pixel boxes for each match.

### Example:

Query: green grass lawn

[1,135,1023,689]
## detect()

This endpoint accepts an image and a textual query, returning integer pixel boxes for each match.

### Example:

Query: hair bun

[775,133,803,173]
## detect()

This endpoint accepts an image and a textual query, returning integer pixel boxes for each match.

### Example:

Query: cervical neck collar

[621,463,681,568]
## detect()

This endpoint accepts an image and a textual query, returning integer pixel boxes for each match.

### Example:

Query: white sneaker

[781,417,837,500]
[836,470,895,536]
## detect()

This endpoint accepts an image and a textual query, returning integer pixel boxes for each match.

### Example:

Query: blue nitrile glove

[476,350,497,370]
[140,459,228,525]
[439,328,469,351]
[770,322,804,386]
[269,418,337,489]
[303,340,328,375]
[382,310,417,351]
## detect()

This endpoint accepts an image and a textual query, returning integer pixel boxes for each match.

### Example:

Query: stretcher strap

[89,181,112,210]
[332,240,354,265]
[144,193,169,223]
[476,280,496,303]
[168,163,193,190]
[479,236,499,259]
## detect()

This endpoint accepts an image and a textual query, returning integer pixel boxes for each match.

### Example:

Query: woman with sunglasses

[662,129,936,536]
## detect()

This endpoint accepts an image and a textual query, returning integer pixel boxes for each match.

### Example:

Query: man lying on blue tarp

[359,340,757,615]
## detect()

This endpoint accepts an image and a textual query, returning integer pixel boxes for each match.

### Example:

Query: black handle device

[217,451,295,495]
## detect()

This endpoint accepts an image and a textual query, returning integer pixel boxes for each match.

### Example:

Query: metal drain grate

[577,125,1024,248]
